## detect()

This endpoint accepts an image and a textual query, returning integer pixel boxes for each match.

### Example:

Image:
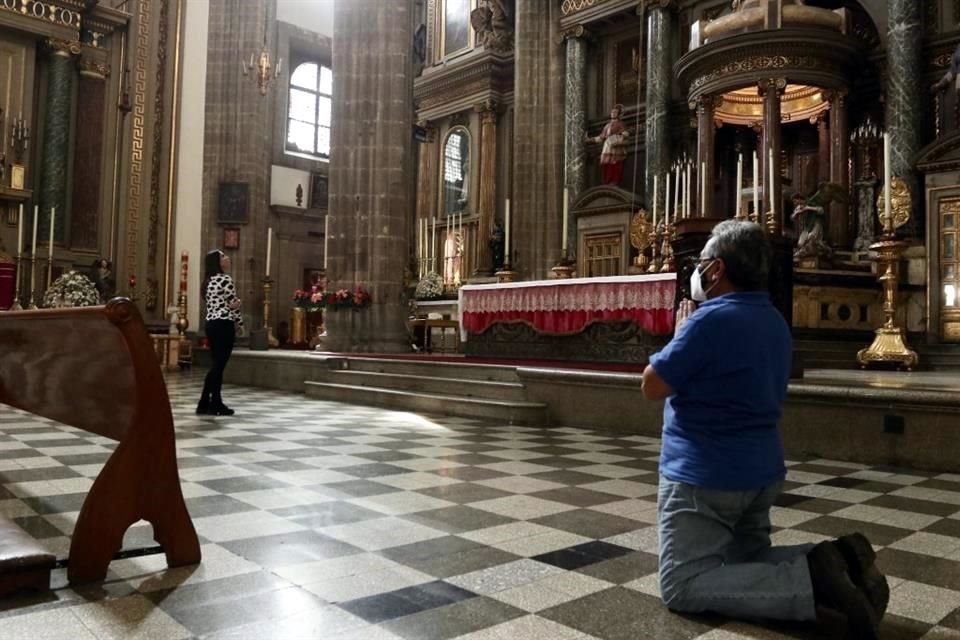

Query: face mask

[690,260,716,302]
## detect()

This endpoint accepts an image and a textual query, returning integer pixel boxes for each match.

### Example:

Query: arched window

[287,62,332,160]
[442,127,470,215]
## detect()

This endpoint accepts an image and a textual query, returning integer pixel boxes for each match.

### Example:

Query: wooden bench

[0,298,201,590]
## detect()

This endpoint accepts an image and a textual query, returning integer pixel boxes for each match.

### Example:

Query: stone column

[759,77,786,232]
[886,0,923,236]
[70,60,109,251]
[415,123,437,270]
[40,38,80,243]
[828,91,850,247]
[694,95,716,217]
[513,0,564,279]
[816,112,830,183]
[475,101,498,276]
[326,0,415,352]
[645,1,674,205]
[563,26,588,257]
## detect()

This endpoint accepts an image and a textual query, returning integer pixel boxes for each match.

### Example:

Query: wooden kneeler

[0,298,201,584]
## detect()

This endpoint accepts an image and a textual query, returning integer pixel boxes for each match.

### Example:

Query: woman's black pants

[200,320,235,407]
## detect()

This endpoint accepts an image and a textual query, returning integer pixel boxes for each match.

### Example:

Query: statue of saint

[489,221,505,270]
[932,43,960,94]
[91,258,116,302]
[588,105,631,186]
[791,183,848,261]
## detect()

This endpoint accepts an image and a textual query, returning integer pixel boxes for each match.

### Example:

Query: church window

[287,62,332,160]
[442,127,470,216]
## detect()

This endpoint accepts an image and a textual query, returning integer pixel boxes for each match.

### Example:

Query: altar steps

[303,357,549,425]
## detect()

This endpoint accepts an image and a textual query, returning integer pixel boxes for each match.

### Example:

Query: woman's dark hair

[202,250,224,300]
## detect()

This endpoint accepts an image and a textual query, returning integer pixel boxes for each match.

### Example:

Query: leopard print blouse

[204,273,243,326]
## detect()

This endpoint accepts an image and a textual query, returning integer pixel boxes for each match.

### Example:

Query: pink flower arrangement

[293,286,372,311]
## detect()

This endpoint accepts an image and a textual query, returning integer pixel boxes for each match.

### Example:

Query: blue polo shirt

[649,292,792,491]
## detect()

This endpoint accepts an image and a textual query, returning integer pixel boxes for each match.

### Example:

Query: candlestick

[16,204,23,256]
[262,278,279,348]
[562,187,569,255]
[673,164,681,220]
[47,207,55,260]
[883,132,892,233]
[265,226,272,277]
[12,205,23,311]
[768,148,775,215]
[29,206,37,308]
[700,162,706,216]
[504,199,511,264]
[752,151,759,221]
[432,217,437,272]
[736,153,743,218]
[685,164,691,218]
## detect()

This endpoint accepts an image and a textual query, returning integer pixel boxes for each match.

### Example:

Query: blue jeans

[657,476,817,621]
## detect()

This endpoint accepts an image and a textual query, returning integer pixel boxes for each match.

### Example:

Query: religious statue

[471,0,513,52]
[932,43,960,94]
[90,258,115,302]
[791,183,848,261]
[588,104,631,186]
[490,221,505,270]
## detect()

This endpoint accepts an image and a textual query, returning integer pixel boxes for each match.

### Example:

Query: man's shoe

[210,405,235,416]
[834,533,890,619]
[807,541,879,640]
[195,402,210,415]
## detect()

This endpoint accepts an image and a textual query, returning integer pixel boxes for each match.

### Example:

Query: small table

[409,318,460,354]
[150,335,192,371]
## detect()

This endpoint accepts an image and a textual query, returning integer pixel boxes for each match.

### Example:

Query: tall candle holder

[659,224,675,273]
[46,255,53,291]
[11,251,23,311]
[262,277,279,348]
[27,255,37,309]
[647,225,661,273]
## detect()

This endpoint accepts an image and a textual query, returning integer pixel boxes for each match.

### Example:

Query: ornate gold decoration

[262,278,279,348]
[876,176,912,233]
[78,60,111,79]
[1,1,81,30]
[629,208,653,252]
[45,38,82,58]
[125,0,150,286]
[856,239,918,370]
[560,0,605,17]
[690,56,826,94]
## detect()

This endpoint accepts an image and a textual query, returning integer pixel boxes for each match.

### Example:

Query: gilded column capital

[475,100,500,124]
[689,93,721,114]
[561,24,593,41]
[45,38,82,58]
[757,77,787,96]
[79,59,111,80]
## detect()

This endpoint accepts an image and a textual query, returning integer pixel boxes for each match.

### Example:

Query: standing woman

[198,250,243,416]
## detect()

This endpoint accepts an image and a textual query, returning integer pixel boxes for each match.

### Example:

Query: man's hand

[675,299,696,334]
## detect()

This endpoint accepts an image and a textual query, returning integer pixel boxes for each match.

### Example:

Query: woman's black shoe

[210,405,235,416]
[196,402,210,415]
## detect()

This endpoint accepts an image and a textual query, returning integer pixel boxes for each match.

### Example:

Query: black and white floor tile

[0,373,958,639]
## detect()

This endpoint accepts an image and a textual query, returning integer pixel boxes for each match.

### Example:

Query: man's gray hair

[705,220,770,292]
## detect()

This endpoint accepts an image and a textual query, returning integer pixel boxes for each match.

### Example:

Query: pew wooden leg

[148,488,201,570]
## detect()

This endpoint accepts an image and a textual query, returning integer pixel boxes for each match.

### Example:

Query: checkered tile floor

[1,373,959,639]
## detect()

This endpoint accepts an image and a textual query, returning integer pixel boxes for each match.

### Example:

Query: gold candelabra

[856,176,918,370]
[262,277,279,348]
[647,226,661,274]
[659,224,675,273]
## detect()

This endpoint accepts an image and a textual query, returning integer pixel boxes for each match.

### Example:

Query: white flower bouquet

[42,271,101,308]
[415,272,444,300]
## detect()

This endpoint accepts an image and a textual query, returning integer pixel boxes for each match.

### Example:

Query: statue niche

[470,0,513,53]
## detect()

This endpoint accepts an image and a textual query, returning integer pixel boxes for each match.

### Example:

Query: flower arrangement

[415,272,444,300]
[42,271,101,308]
[292,286,372,312]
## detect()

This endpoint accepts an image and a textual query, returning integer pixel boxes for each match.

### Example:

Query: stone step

[303,381,548,426]
[320,370,529,402]
[331,356,521,383]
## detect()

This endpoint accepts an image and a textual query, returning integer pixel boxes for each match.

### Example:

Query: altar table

[458,273,676,343]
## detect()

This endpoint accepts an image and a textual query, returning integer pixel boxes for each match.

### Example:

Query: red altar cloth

[458,273,676,338]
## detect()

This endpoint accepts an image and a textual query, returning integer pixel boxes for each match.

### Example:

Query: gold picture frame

[439,0,475,60]
[10,165,25,190]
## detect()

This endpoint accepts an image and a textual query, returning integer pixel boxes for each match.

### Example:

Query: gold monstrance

[629,208,653,270]
[856,174,918,370]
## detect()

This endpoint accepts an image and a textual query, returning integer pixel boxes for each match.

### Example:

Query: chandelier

[242,11,281,96]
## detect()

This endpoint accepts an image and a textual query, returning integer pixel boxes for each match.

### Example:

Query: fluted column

[645,1,674,204]
[40,38,80,243]
[695,95,716,217]
[828,91,849,247]
[760,77,786,232]
[71,60,110,251]
[475,102,498,276]
[563,26,588,258]
[326,0,415,352]
[886,0,923,236]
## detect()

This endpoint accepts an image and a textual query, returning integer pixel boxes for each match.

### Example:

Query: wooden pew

[0,298,201,586]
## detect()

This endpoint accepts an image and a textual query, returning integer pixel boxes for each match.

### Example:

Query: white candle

[48,208,55,260]
[665,173,672,226]
[752,151,759,220]
[324,216,330,270]
[16,204,23,255]
[652,175,659,227]
[684,165,690,219]
[31,205,38,257]
[674,164,681,219]
[265,226,272,277]
[700,162,707,216]
[768,148,775,214]
[737,153,743,217]
[504,199,511,263]
[432,217,437,271]
[883,132,892,224]
[562,187,569,253]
